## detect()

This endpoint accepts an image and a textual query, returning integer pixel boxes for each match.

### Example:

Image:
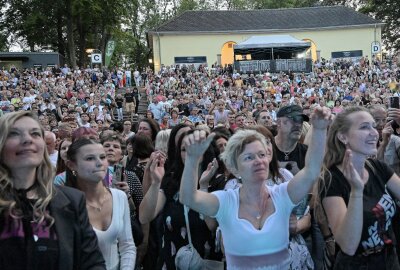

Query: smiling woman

[0,111,106,270]
[316,106,400,269]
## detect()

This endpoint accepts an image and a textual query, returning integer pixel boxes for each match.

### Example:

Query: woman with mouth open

[315,106,400,269]
[0,111,106,270]
[179,106,331,269]
[65,138,136,270]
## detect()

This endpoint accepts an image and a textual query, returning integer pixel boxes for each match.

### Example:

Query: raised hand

[388,108,400,126]
[199,158,219,189]
[183,130,215,161]
[149,151,166,185]
[342,149,365,192]
[382,120,394,143]
[310,106,332,130]
[146,150,166,172]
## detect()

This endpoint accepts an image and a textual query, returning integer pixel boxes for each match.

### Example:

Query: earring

[72,170,77,176]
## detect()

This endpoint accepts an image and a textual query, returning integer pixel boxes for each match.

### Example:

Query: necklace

[283,150,292,161]
[86,188,109,212]
[277,144,297,161]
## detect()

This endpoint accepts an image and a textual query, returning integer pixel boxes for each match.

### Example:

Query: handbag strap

[183,205,194,248]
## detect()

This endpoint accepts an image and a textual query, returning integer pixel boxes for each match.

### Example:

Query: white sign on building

[91,53,102,64]
[371,42,381,54]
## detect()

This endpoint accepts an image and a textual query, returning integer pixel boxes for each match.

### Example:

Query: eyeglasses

[124,123,131,126]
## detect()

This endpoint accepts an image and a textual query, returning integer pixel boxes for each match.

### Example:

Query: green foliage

[0,32,8,51]
[320,0,399,51]
[5,0,396,69]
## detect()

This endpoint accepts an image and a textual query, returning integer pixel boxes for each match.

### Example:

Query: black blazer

[50,185,106,270]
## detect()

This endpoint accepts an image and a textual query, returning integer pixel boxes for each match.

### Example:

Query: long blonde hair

[0,111,55,225]
[314,106,369,219]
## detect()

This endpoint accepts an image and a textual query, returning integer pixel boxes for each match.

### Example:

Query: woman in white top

[179,106,331,269]
[66,138,136,270]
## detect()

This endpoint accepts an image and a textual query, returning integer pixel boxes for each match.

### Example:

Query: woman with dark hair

[136,118,160,143]
[0,111,105,270]
[65,139,136,270]
[164,123,192,172]
[56,138,72,175]
[137,124,191,270]
[145,110,154,119]
[168,109,180,128]
[124,135,155,268]
[54,138,72,185]
[125,135,155,209]
[332,100,343,115]
[139,129,223,269]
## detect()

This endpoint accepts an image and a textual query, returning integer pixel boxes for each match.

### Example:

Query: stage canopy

[234,35,311,50]
[233,35,312,73]
[234,35,311,60]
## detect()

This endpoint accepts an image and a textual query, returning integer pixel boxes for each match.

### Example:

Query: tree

[359,0,400,51]
[320,0,400,51]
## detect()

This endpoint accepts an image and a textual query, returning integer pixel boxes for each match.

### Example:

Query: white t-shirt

[212,182,295,268]
[93,188,136,270]
[48,151,58,167]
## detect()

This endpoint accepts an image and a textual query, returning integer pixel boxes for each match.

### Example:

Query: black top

[275,143,308,176]
[124,93,134,103]
[158,174,223,269]
[321,159,396,255]
[0,200,58,270]
[115,97,124,108]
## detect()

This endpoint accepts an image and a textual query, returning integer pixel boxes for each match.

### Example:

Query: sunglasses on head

[287,115,304,124]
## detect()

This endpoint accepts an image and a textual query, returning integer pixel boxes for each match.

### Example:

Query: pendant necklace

[283,150,292,161]
[279,145,296,161]
[86,188,109,212]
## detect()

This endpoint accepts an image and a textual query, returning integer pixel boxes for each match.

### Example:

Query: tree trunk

[56,9,66,61]
[66,0,76,67]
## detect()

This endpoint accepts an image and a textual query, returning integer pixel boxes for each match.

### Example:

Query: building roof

[150,6,382,34]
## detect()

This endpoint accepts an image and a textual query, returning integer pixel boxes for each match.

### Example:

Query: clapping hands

[149,151,166,185]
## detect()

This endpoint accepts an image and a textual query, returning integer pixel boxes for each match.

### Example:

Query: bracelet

[350,194,363,199]
[325,238,335,243]
[200,188,208,192]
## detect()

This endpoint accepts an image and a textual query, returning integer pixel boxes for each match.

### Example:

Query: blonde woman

[179,107,331,269]
[0,111,105,270]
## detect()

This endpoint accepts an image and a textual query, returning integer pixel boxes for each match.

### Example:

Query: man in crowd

[44,131,58,167]
[124,88,136,120]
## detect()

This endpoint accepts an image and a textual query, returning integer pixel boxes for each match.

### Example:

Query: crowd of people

[1,53,400,270]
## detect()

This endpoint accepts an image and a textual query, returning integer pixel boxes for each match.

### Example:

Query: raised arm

[179,131,219,217]
[226,102,237,114]
[322,149,365,256]
[288,106,331,204]
[208,103,216,115]
[139,152,166,224]
[376,121,393,161]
